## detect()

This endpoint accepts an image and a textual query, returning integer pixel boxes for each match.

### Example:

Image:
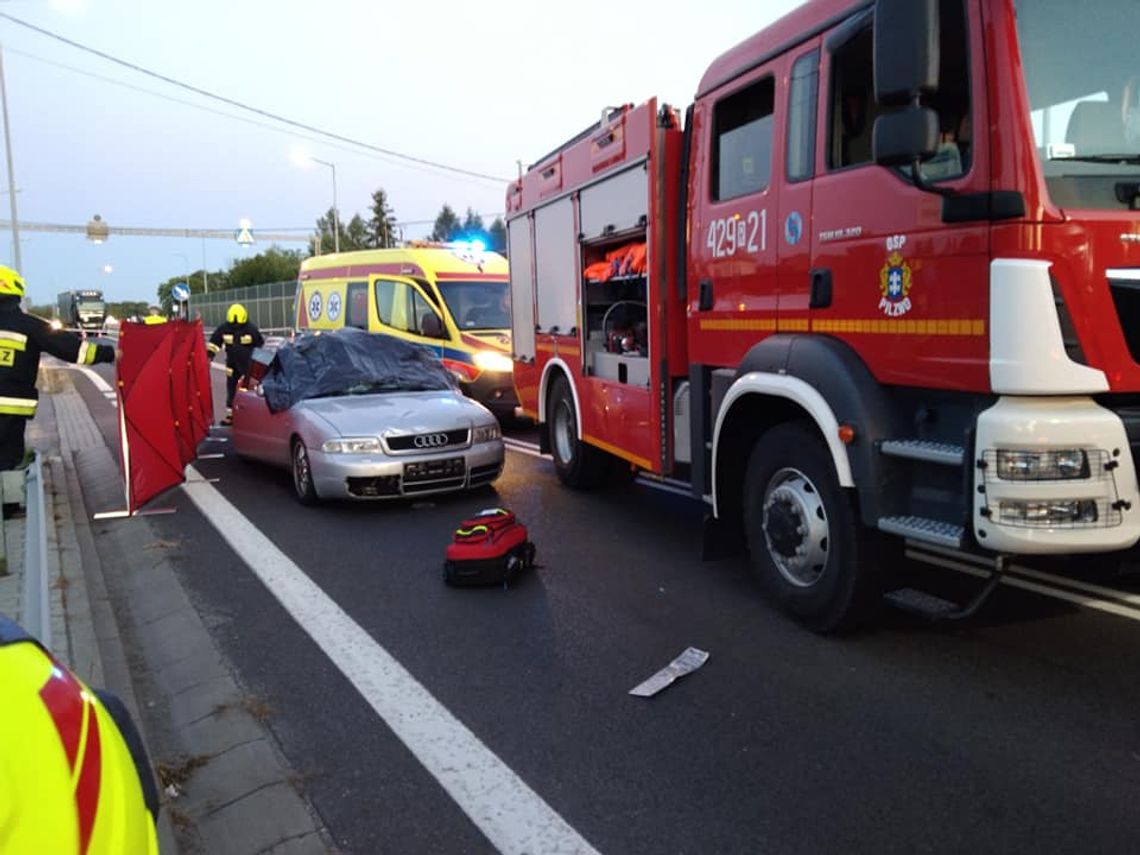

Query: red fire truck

[505,0,1140,630]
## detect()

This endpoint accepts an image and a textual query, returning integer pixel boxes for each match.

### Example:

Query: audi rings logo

[413,433,449,448]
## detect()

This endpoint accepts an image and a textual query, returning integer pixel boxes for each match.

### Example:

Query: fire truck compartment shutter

[579,165,648,241]
[507,215,537,362]
[534,198,578,336]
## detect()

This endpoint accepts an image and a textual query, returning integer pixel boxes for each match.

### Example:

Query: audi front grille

[384,428,470,454]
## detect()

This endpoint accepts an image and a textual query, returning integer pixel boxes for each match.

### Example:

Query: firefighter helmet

[227,303,248,324]
[0,265,26,297]
[0,616,159,854]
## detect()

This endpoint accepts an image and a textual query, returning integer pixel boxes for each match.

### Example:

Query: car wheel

[291,438,320,506]
[742,422,882,633]
[547,375,607,489]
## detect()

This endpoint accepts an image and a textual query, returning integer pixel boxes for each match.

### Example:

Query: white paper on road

[629,647,709,698]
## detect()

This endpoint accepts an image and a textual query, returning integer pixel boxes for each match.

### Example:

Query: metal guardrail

[21,451,50,647]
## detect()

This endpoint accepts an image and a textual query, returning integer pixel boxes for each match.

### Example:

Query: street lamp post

[310,156,339,254]
[0,46,22,280]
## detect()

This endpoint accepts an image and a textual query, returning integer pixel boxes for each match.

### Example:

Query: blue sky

[0,0,800,305]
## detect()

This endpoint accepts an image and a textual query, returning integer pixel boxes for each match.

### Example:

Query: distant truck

[57,289,106,332]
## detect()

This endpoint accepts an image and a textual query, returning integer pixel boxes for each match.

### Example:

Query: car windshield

[1015,0,1140,209]
[435,280,511,331]
[314,380,444,398]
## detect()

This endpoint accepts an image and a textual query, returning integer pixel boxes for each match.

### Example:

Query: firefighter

[0,266,115,470]
[208,303,264,425]
[0,613,160,854]
[142,305,167,325]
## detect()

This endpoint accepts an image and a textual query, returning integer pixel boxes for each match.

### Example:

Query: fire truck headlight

[998,499,1100,526]
[473,351,513,373]
[994,448,1090,481]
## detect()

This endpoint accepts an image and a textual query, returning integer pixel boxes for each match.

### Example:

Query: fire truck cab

[507,0,1140,631]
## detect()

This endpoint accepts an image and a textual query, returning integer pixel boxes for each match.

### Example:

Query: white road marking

[503,437,546,459]
[69,364,118,407]
[906,550,1140,623]
[503,437,694,498]
[180,468,600,855]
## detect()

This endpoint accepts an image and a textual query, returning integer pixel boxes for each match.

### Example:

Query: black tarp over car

[259,329,458,413]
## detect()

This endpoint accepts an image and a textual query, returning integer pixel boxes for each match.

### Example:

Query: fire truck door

[689,58,782,367]
[807,7,988,390]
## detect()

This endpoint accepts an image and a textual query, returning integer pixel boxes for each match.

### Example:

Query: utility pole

[0,46,22,282]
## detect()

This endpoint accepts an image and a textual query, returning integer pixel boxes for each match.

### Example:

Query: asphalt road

[71,363,1140,854]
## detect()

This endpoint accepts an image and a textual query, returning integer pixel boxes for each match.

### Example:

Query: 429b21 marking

[706,210,767,259]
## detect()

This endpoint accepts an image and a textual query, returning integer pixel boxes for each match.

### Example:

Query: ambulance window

[787,50,820,182]
[411,290,441,336]
[346,281,368,329]
[711,76,775,200]
[374,279,395,326]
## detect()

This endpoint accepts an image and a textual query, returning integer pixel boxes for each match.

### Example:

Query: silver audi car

[230,329,504,504]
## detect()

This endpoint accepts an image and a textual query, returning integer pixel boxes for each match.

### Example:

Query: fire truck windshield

[436,280,511,331]
[1015,0,1139,210]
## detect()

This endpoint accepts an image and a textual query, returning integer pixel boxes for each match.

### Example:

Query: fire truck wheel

[548,375,607,489]
[291,438,320,506]
[742,423,881,632]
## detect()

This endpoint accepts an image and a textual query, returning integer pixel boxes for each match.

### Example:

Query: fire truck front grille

[1108,272,1140,364]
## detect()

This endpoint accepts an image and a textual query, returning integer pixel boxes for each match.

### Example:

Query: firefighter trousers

[0,414,28,470]
[225,371,240,409]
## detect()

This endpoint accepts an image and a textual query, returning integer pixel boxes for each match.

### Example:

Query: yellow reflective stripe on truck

[0,396,37,416]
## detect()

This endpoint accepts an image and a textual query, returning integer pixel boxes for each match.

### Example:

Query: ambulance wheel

[548,375,607,489]
[742,422,882,633]
[291,438,320,506]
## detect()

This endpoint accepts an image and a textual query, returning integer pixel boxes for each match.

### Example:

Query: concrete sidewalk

[0,366,335,854]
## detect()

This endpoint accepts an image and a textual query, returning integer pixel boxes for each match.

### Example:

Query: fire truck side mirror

[873,105,940,167]
[873,0,940,108]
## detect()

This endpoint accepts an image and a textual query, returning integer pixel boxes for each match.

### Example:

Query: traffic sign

[236,218,255,246]
[172,282,190,302]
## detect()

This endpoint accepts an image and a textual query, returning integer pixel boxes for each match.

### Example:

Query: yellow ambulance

[295,242,517,417]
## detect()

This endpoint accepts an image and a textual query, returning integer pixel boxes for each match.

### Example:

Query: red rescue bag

[444,508,536,587]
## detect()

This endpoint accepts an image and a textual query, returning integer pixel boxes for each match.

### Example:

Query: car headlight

[994,448,1089,481]
[321,437,382,454]
[471,422,501,444]
[472,351,513,373]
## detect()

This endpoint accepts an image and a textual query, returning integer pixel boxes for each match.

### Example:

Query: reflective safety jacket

[0,299,115,417]
[207,320,264,376]
[0,614,160,854]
